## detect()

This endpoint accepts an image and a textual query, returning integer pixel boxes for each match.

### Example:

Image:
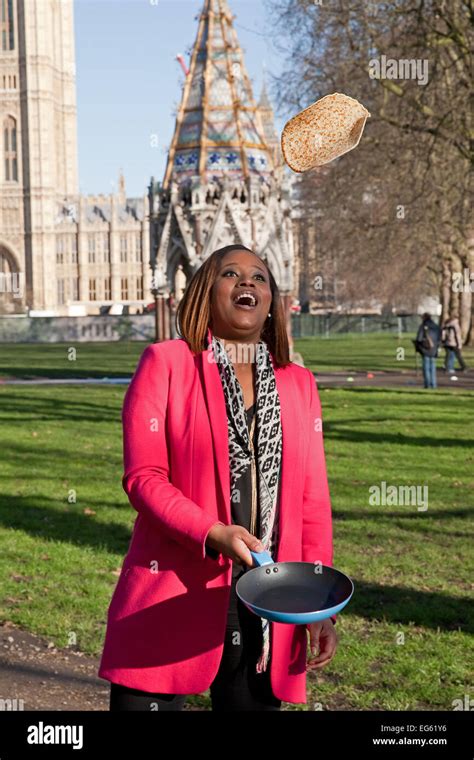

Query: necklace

[249,413,258,538]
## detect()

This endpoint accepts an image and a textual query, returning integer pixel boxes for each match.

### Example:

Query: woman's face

[209,250,273,342]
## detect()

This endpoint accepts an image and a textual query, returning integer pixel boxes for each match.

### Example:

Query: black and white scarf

[210,333,283,673]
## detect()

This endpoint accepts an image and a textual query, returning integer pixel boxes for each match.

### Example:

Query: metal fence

[0,315,156,343]
[291,313,424,338]
[0,312,425,343]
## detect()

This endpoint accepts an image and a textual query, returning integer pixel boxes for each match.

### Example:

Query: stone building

[0,0,297,337]
[148,0,296,342]
[0,0,150,316]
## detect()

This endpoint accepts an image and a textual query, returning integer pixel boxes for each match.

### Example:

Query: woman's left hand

[306,619,338,671]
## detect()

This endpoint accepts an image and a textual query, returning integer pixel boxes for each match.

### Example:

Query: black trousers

[109,576,281,712]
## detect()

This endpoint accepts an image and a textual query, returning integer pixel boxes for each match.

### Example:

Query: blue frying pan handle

[249,549,274,567]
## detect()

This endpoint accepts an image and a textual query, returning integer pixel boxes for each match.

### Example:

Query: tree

[268,0,473,340]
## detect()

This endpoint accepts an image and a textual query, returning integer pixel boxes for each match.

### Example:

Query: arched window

[0,245,21,313]
[3,115,17,181]
[1,0,15,52]
[0,248,13,295]
[120,234,128,263]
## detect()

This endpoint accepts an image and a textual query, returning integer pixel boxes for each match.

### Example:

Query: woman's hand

[306,619,338,671]
[206,523,264,568]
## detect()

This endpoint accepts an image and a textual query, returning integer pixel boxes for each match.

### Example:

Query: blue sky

[74,0,285,198]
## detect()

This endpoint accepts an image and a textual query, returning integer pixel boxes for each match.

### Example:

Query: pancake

[281,92,371,172]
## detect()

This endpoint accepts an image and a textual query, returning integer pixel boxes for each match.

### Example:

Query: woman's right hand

[205,523,265,569]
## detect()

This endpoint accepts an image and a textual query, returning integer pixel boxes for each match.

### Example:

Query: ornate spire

[163,0,273,189]
[258,62,272,110]
[257,65,281,168]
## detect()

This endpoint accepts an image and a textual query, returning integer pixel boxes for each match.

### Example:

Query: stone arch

[214,223,235,249]
[168,237,190,287]
[172,256,194,298]
[0,243,22,314]
[260,246,282,287]
[173,262,189,303]
[0,243,19,272]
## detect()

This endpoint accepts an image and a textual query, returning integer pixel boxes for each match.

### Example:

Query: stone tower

[148,0,295,344]
[0,0,150,317]
[0,0,78,313]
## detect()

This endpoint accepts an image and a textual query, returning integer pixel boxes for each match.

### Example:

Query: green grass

[297,333,474,373]
[0,341,142,379]
[1,333,472,378]
[0,377,472,710]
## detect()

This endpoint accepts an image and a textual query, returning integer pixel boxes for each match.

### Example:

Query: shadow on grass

[1,496,473,635]
[0,342,144,380]
[0,494,133,557]
[334,508,472,521]
[323,423,473,448]
[0,366,134,380]
[0,392,123,423]
[319,387,474,398]
[334,509,474,540]
[347,578,474,634]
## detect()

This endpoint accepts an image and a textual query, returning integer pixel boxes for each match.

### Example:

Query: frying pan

[235,549,354,625]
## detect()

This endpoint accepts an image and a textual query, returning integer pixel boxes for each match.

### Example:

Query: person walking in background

[415,313,442,389]
[441,315,467,374]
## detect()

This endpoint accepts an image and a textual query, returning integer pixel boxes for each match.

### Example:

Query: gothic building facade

[0,0,151,316]
[0,0,298,339]
[149,0,296,340]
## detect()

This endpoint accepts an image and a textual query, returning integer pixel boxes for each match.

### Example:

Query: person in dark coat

[414,313,442,389]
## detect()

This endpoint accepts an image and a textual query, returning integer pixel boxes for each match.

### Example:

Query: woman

[98,244,337,711]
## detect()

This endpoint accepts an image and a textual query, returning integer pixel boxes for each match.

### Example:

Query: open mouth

[232,291,258,310]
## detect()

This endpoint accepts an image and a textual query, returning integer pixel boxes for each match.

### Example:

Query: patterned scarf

[210,332,283,673]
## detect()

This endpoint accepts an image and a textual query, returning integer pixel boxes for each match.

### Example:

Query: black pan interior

[237,563,352,614]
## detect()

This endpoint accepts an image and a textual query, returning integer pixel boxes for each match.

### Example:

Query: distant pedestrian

[441,315,467,374]
[414,313,442,389]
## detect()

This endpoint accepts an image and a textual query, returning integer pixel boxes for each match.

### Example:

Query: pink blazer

[98,326,334,704]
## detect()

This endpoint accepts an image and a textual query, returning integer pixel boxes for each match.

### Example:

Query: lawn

[1,346,472,709]
[297,333,474,373]
[1,333,472,378]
